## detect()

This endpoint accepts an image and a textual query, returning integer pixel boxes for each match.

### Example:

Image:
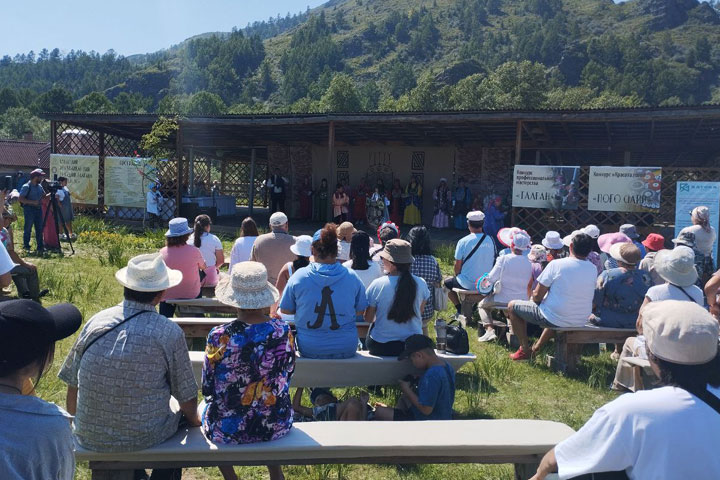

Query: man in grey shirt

[250,211,295,284]
[59,253,199,479]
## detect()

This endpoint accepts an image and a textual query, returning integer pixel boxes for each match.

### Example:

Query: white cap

[269,212,288,227]
[467,211,485,222]
[583,224,600,239]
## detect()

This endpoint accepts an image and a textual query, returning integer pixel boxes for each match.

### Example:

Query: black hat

[398,334,435,360]
[0,300,82,371]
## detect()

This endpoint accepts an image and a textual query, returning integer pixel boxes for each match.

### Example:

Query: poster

[104,156,148,208]
[49,154,99,205]
[588,167,661,212]
[675,181,720,267]
[512,165,581,209]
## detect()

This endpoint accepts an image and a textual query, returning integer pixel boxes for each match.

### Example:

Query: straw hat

[215,261,279,310]
[597,232,631,253]
[378,239,415,264]
[541,231,563,250]
[290,235,313,258]
[609,242,641,266]
[643,300,719,365]
[115,253,183,292]
[653,246,698,287]
[165,217,193,238]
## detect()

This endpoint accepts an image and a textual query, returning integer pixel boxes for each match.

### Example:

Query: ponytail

[312,223,339,260]
[387,263,417,324]
[193,214,211,248]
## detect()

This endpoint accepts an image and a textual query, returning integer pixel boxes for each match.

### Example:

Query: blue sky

[1,0,328,57]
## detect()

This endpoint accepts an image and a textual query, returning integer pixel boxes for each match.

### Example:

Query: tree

[360,80,382,111]
[449,74,486,110]
[113,92,153,113]
[320,73,362,112]
[480,61,548,109]
[32,86,73,114]
[185,91,227,115]
[387,61,416,98]
[74,92,115,113]
[0,88,19,114]
[0,107,50,141]
[395,74,450,111]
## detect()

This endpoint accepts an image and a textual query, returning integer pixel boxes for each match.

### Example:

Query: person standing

[312,179,329,223]
[55,177,74,240]
[483,196,505,249]
[453,177,472,230]
[250,212,295,285]
[266,168,288,214]
[146,183,162,228]
[390,178,404,226]
[331,184,349,224]
[352,179,368,226]
[299,177,313,219]
[432,178,451,229]
[18,169,46,253]
[680,205,717,285]
[403,177,423,226]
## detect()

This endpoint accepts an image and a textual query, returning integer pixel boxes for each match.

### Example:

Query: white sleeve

[212,234,223,251]
[537,260,558,288]
[0,242,15,275]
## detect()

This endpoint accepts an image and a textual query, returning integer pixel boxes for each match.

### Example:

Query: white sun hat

[562,230,584,247]
[290,235,313,258]
[215,261,279,310]
[653,246,698,287]
[115,253,183,292]
[542,231,563,250]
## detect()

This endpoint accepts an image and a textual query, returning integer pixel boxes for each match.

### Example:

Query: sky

[0,0,328,58]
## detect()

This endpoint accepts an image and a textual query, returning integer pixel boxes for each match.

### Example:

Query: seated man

[59,253,200,480]
[1,210,48,302]
[507,233,597,360]
[531,301,720,480]
[374,335,456,421]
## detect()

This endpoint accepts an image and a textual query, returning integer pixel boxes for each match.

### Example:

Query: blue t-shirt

[366,274,430,344]
[279,262,367,359]
[412,362,456,420]
[19,182,45,205]
[454,232,496,290]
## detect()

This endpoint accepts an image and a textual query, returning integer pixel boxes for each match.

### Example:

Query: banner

[675,181,720,267]
[588,167,661,212]
[49,154,99,205]
[512,165,581,209]
[104,156,149,208]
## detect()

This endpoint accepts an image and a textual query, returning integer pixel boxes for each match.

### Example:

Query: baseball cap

[0,300,82,371]
[30,169,46,178]
[312,229,323,243]
[269,212,288,227]
[466,211,485,222]
[398,334,436,360]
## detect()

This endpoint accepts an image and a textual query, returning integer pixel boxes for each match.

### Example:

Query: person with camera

[54,177,74,240]
[18,169,47,253]
[0,210,49,302]
[146,183,162,229]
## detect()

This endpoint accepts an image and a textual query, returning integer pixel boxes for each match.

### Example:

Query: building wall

[268,145,312,217]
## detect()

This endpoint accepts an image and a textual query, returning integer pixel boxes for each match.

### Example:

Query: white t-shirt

[645,283,704,305]
[187,232,223,268]
[337,240,351,262]
[343,259,383,289]
[146,191,160,215]
[537,256,597,327]
[366,274,430,343]
[486,253,532,304]
[555,385,720,479]
[229,236,257,272]
[0,241,15,275]
[680,224,717,256]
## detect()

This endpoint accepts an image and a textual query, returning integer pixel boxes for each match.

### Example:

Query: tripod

[41,189,75,255]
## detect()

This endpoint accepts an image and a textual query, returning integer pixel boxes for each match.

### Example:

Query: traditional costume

[453,180,472,230]
[390,180,404,225]
[432,179,451,229]
[403,179,422,225]
[312,179,328,223]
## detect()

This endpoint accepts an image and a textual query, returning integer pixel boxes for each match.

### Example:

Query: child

[374,335,456,421]
[292,387,371,421]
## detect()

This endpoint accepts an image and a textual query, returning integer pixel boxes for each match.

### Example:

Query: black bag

[446,320,469,355]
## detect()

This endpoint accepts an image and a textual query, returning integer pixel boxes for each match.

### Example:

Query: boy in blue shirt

[374,335,456,421]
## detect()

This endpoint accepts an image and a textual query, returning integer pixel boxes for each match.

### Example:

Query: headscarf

[691,206,711,233]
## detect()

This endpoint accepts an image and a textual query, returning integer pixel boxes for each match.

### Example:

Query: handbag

[433,284,448,312]
[446,319,469,355]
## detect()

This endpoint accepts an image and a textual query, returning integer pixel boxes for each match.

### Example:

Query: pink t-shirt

[160,244,204,300]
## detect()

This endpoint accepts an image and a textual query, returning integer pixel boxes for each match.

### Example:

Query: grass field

[23,215,619,480]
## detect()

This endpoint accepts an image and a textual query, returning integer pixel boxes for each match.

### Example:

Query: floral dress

[201,318,295,444]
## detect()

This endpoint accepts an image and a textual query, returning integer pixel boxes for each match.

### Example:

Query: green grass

[21,214,619,479]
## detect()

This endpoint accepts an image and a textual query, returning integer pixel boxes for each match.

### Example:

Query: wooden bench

[173,317,372,344]
[188,350,476,387]
[76,419,575,480]
[165,298,236,317]
[452,288,484,320]
[547,326,636,373]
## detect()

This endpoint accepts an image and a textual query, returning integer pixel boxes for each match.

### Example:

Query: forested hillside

[2,0,720,140]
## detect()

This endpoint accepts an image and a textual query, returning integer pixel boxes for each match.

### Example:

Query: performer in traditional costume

[403,176,423,226]
[483,195,506,249]
[332,183,349,224]
[453,177,472,230]
[312,178,328,223]
[299,177,313,219]
[367,186,389,228]
[390,178,404,225]
[432,178,451,229]
[352,179,368,226]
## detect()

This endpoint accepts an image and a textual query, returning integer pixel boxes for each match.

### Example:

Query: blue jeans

[23,206,43,251]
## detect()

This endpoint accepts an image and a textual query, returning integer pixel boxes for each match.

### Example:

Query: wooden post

[175,124,183,217]
[188,147,195,196]
[511,120,523,228]
[50,120,57,154]
[98,132,105,210]
[327,121,335,220]
[249,148,256,217]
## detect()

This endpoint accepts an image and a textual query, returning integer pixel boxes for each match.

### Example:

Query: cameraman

[1,210,48,302]
[146,183,162,228]
[18,169,47,253]
[55,177,74,240]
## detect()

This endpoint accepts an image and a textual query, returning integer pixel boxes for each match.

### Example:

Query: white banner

[588,167,661,212]
[104,156,148,208]
[49,154,99,205]
[675,181,720,267]
[512,165,581,210]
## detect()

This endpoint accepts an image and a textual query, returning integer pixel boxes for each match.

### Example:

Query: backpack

[446,319,469,355]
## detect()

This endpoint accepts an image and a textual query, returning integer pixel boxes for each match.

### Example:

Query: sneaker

[509,347,530,361]
[478,330,497,342]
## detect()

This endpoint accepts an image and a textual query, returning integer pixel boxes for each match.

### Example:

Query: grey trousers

[12,265,40,300]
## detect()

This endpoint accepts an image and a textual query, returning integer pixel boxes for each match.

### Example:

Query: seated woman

[407,226,442,336]
[279,224,367,359]
[478,230,532,342]
[364,239,430,356]
[343,231,383,289]
[188,214,224,288]
[271,235,312,320]
[202,261,294,480]
[0,299,82,480]
[158,217,207,317]
[229,217,259,272]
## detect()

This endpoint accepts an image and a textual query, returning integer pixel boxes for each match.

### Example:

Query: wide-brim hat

[619,224,639,239]
[115,253,183,292]
[528,244,548,263]
[542,231,563,250]
[672,231,696,248]
[378,239,414,264]
[216,261,279,310]
[609,242,641,266]
[497,228,520,248]
[562,230,583,248]
[653,247,698,287]
[290,235,313,258]
[165,217,193,238]
[597,232,631,253]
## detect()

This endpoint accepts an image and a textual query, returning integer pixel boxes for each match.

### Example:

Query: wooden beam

[175,123,183,217]
[327,121,335,218]
[50,120,57,154]
[514,120,523,164]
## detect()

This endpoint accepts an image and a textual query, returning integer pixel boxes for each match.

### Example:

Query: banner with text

[512,165,581,209]
[104,156,149,208]
[588,166,661,212]
[49,154,99,205]
[675,181,720,267]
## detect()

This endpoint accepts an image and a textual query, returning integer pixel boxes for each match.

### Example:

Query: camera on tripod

[46,175,62,193]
